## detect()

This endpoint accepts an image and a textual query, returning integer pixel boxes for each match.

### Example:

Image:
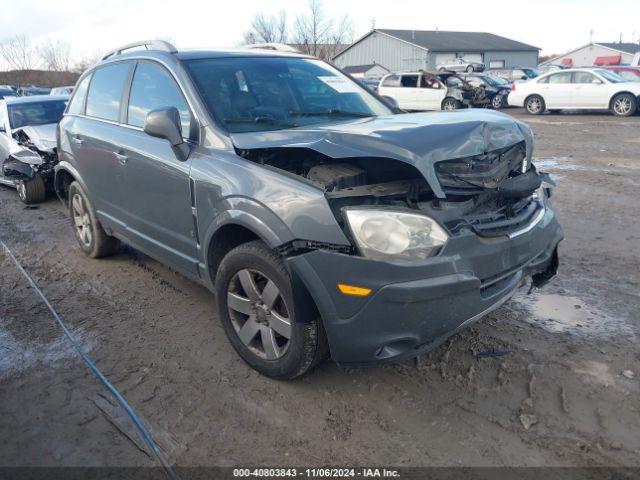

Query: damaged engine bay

[237,140,548,240]
[3,126,59,181]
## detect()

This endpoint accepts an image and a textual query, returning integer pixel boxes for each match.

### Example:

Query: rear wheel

[611,93,636,117]
[466,65,474,73]
[16,175,46,204]
[525,95,545,115]
[215,240,328,379]
[68,181,119,258]
[442,97,460,111]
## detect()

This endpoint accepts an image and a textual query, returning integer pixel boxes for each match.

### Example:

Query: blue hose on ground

[1,241,177,480]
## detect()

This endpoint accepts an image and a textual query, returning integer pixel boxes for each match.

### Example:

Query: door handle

[71,136,83,145]
[114,152,128,165]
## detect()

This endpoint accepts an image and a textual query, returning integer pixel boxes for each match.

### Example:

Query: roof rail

[101,40,177,60]
[241,43,299,53]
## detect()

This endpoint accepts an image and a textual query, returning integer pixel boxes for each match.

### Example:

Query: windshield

[595,68,627,83]
[8,100,67,129]
[185,56,393,133]
[482,76,507,86]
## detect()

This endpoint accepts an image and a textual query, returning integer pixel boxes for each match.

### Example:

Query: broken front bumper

[287,205,563,366]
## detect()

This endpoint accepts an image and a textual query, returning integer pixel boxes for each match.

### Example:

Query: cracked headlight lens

[344,209,448,261]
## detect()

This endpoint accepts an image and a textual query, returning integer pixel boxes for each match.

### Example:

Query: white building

[541,42,640,68]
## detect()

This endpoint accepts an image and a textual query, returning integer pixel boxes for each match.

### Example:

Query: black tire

[491,95,504,110]
[441,97,460,111]
[525,95,545,115]
[610,93,636,117]
[466,65,474,73]
[215,240,328,379]
[17,175,46,204]
[548,109,561,114]
[68,181,119,258]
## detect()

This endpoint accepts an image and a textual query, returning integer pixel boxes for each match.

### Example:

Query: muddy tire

[442,97,460,111]
[68,181,119,258]
[17,176,46,205]
[215,240,328,379]
[525,95,545,115]
[610,93,636,117]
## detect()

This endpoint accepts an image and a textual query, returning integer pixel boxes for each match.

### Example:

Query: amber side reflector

[337,283,372,297]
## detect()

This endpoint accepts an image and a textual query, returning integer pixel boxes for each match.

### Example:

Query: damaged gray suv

[56,41,563,379]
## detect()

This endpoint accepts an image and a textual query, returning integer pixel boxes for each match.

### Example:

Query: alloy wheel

[492,96,503,109]
[17,182,26,201]
[443,100,456,111]
[527,97,542,114]
[71,193,92,247]
[613,96,632,116]
[227,268,292,360]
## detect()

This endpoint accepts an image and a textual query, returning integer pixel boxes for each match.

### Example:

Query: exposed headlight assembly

[344,209,448,261]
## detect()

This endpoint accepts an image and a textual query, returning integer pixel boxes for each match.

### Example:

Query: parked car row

[0,84,75,97]
[377,70,511,111]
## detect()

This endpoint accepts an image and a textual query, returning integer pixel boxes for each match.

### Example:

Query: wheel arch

[609,91,638,109]
[54,162,87,207]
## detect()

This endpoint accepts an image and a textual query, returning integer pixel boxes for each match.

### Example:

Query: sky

[1,0,639,68]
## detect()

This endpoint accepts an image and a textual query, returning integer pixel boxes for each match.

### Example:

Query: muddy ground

[1,109,639,469]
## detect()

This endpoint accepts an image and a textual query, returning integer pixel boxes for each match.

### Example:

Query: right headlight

[344,209,449,261]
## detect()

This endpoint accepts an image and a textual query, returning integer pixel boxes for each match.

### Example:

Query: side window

[381,75,400,87]
[548,72,572,84]
[85,63,130,121]
[67,74,91,115]
[127,62,191,136]
[573,72,599,84]
[400,75,418,88]
[420,75,439,88]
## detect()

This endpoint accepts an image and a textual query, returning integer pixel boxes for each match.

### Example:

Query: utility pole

[589,29,593,44]
[370,18,376,30]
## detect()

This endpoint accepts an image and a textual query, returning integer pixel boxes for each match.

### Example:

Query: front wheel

[611,93,636,117]
[17,175,46,204]
[442,98,460,111]
[525,95,545,115]
[491,95,504,110]
[215,240,328,379]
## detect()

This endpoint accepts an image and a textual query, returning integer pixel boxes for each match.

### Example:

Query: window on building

[85,63,131,121]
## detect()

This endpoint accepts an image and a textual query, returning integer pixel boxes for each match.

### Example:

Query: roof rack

[241,43,299,53]
[101,40,177,60]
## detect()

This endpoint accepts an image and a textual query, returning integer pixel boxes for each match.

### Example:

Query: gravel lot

[1,109,639,468]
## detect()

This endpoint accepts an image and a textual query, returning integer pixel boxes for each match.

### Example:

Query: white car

[508,68,640,116]
[436,57,485,73]
[377,72,468,111]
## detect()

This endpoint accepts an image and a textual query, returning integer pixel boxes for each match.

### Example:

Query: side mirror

[381,95,399,110]
[143,107,190,161]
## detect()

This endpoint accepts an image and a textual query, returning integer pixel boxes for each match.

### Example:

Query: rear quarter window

[85,63,131,121]
[381,75,400,87]
[67,74,91,115]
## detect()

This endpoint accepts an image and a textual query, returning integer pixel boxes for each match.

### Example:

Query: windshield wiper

[289,108,373,118]
[223,116,299,127]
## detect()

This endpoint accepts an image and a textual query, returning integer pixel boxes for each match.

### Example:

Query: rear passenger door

[73,62,133,226]
[540,71,573,108]
[416,74,446,110]
[117,60,199,275]
[397,74,420,109]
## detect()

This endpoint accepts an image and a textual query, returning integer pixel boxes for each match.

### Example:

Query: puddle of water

[533,157,578,171]
[0,327,94,380]
[517,293,636,338]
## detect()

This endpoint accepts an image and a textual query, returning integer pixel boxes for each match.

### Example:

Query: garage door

[490,60,505,68]
[435,53,456,65]
[463,53,483,62]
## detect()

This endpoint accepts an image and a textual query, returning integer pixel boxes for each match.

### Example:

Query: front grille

[435,142,526,193]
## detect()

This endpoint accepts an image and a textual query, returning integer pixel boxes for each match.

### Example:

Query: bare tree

[243,11,288,44]
[0,35,39,70]
[292,0,353,60]
[39,39,72,71]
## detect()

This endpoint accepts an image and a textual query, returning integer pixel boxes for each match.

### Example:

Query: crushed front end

[233,110,564,365]
[1,125,59,189]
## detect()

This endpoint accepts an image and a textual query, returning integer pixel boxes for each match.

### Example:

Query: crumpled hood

[12,123,57,152]
[230,109,533,198]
